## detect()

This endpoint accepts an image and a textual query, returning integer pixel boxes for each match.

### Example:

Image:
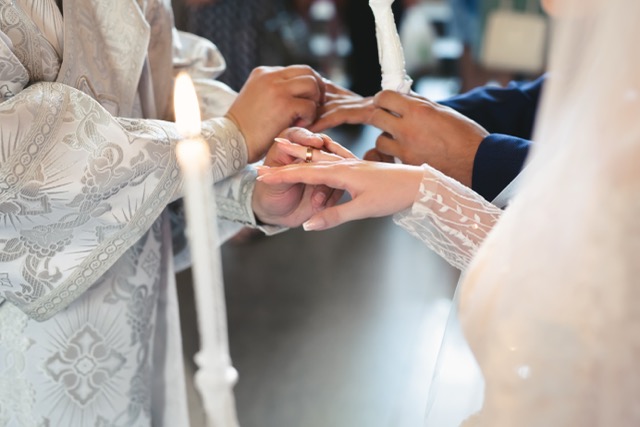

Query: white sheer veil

[426,0,640,425]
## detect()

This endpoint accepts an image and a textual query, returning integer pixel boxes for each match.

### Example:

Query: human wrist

[250,184,280,226]
[401,166,427,211]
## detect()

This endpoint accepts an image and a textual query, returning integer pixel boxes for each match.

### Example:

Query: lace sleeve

[393,164,502,270]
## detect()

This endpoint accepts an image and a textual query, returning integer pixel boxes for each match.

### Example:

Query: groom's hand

[370,90,488,187]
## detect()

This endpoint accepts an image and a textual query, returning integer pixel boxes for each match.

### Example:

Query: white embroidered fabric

[394,165,502,271]
[0,1,258,425]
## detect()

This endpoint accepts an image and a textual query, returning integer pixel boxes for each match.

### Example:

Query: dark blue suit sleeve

[472,134,531,201]
[439,76,544,201]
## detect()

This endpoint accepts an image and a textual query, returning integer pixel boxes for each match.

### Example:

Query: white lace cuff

[394,164,502,271]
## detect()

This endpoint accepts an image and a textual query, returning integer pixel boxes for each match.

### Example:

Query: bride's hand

[257,158,424,231]
[251,128,355,227]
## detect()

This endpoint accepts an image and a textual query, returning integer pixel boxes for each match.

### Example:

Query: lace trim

[394,164,502,271]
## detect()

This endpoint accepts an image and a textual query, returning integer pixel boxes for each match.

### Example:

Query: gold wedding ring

[305,146,313,163]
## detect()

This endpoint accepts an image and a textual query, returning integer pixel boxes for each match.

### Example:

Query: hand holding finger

[257,160,425,228]
[308,82,375,132]
[278,128,357,160]
[318,134,358,159]
[227,65,326,162]
[273,138,345,164]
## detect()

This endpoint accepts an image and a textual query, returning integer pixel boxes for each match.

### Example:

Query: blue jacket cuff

[472,134,531,201]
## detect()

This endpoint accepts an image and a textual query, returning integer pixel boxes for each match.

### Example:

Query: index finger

[273,139,346,163]
[373,90,431,117]
[319,134,358,159]
[279,65,326,103]
[279,128,357,159]
[323,78,357,98]
[257,162,349,190]
[283,75,324,104]
[279,127,326,149]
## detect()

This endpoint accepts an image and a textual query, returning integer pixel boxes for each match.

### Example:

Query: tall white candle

[369,0,413,93]
[174,72,240,427]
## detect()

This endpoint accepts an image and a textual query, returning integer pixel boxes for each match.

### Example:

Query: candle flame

[174,72,202,138]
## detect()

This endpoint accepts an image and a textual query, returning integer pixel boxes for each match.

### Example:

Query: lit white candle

[369,0,413,93]
[174,72,240,427]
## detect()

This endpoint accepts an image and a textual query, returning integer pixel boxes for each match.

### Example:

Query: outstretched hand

[311,83,489,187]
[251,128,357,228]
[227,65,326,163]
[257,157,424,231]
[368,90,488,186]
[308,80,375,132]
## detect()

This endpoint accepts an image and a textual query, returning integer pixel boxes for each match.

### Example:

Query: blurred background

[170,1,548,425]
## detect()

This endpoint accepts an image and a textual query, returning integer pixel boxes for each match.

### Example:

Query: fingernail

[303,218,324,231]
[256,175,264,181]
[274,138,290,144]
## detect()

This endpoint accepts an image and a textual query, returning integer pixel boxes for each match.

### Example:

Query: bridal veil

[426,0,640,424]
